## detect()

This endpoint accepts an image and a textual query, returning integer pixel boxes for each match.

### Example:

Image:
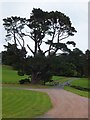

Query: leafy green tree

[3,16,26,48]
[2,43,27,70]
[3,8,77,84]
[73,48,85,76]
[50,48,88,77]
[65,48,88,77]
[85,49,90,77]
[49,54,77,77]
[25,9,77,56]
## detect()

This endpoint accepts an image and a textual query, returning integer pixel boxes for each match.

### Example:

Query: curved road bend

[24,88,88,118]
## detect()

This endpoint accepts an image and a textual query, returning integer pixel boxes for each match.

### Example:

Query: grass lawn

[0,65,2,84]
[70,78,89,88]
[2,65,28,84]
[2,87,52,118]
[3,83,52,89]
[52,76,74,84]
[64,78,90,98]
[45,76,73,86]
[0,87,2,120]
[64,86,89,98]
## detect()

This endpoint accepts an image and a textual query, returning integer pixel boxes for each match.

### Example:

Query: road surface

[24,88,88,118]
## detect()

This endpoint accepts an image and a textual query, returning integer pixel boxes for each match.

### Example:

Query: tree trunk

[31,72,39,84]
[43,80,46,85]
[34,40,37,57]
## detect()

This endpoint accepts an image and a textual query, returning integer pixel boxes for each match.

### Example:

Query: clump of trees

[2,8,78,84]
[50,48,89,77]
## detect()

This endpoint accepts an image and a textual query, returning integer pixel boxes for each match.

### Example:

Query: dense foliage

[2,46,89,78]
[51,48,88,77]
[2,8,80,84]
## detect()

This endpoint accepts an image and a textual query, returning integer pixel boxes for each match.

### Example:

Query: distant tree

[3,8,77,84]
[2,43,27,70]
[3,16,26,48]
[85,49,90,77]
[49,54,77,77]
[48,49,89,78]
[65,48,87,77]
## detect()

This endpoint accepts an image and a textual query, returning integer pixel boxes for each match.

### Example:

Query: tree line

[2,44,89,79]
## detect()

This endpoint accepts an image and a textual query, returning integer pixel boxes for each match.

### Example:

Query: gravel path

[54,78,79,89]
[24,88,88,118]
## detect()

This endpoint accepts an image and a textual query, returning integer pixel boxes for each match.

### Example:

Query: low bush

[19,78,31,84]
[70,85,90,92]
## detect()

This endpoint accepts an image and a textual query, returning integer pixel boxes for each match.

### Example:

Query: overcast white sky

[0,0,89,54]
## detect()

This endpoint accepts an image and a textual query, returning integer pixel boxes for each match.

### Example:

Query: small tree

[2,42,27,70]
[3,8,77,84]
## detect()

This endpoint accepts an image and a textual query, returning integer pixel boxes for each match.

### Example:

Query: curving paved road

[24,88,88,118]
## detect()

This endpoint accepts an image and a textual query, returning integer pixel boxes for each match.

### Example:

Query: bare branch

[48,26,56,55]
[17,33,25,47]
[27,44,34,55]
[59,35,69,41]
[44,48,55,54]
[22,32,35,41]
[11,31,23,48]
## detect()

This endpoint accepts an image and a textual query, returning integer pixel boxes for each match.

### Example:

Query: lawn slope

[2,65,28,84]
[64,78,89,98]
[2,87,52,118]
[70,78,89,88]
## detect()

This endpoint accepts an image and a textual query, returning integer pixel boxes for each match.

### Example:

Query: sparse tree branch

[59,35,69,41]
[17,33,25,47]
[27,44,34,55]
[11,31,23,48]
[22,32,35,41]
[44,48,55,54]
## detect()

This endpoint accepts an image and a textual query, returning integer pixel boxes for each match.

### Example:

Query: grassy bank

[2,87,52,118]
[52,76,73,84]
[70,78,89,88]
[64,86,89,98]
[2,65,28,84]
[64,78,89,98]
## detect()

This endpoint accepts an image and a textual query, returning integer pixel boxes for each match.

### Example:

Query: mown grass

[64,86,89,98]
[64,78,90,98]
[70,78,89,88]
[52,76,73,84]
[0,87,2,120]
[2,65,28,84]
[3,83,52,88]
[2,87,52,118]
[46,76,73,86]
[0,65,2,84]
[2,65,53,118]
